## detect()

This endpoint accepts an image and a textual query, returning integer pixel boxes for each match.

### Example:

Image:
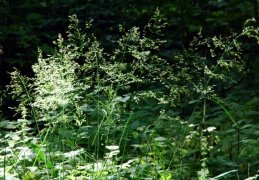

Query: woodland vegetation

[0,1,259,179]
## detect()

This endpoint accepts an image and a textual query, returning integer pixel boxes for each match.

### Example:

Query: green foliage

[1,11,259,180]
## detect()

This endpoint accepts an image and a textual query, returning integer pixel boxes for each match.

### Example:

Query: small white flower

[207,127,216,132]
[105,145,119,151]
[64,148,84,158]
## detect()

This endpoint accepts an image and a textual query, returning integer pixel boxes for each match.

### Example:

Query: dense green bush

[0,11,259,179]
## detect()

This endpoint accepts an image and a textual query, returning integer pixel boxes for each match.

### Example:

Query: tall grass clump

[1,11,259,179]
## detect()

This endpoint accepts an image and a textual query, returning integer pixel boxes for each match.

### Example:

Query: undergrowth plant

[1,10,259,179]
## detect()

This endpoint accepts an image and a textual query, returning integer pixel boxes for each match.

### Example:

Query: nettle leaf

[154,136,167,142]
[113,95,131,103]
[5,132,20,141]
[0,120,17,129]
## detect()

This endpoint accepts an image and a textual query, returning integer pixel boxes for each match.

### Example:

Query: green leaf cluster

[2,11,259,179]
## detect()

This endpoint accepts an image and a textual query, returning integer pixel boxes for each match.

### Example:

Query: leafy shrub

[1,11,259,179]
